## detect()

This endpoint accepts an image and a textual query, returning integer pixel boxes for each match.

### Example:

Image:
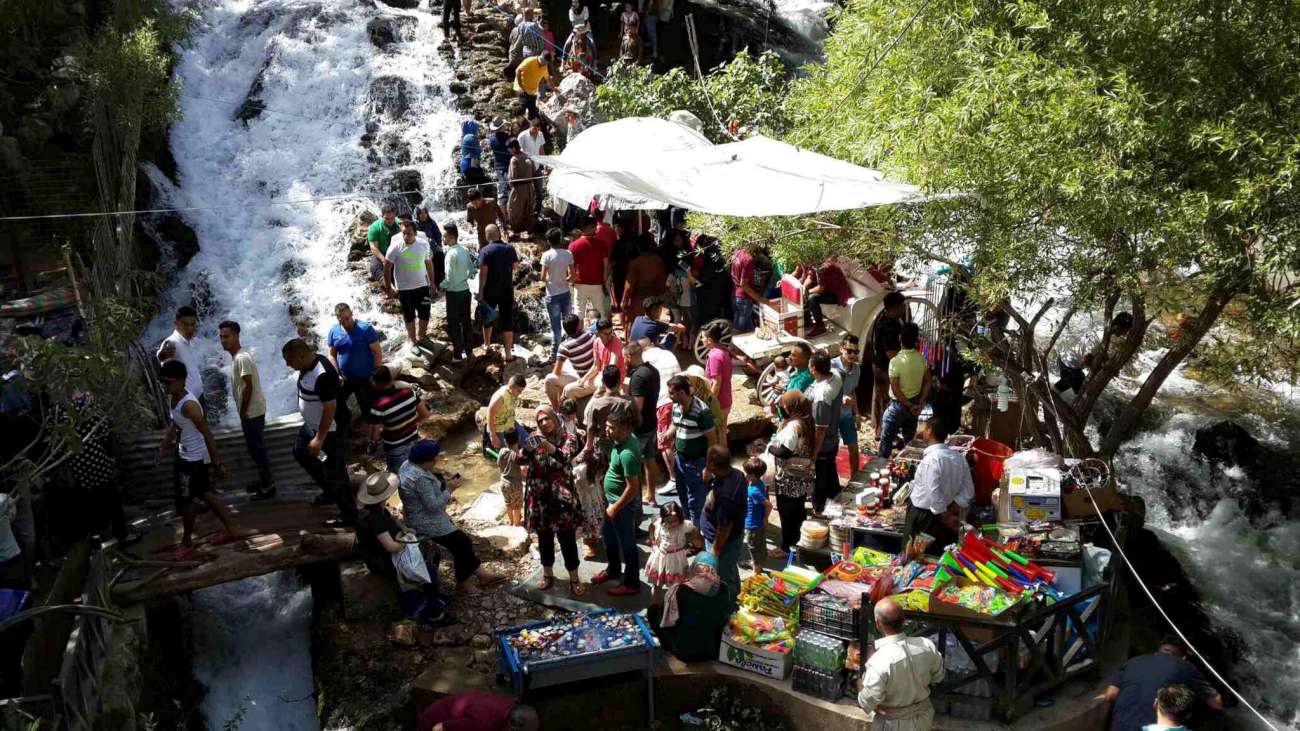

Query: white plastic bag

[392,542,431,586]
[1003,448,1064,472]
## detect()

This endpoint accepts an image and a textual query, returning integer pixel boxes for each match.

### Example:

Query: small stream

[185,571,317,730]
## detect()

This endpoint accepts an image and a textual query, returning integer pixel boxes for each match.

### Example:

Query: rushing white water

[144,0,463,423]
[185,571,317,730]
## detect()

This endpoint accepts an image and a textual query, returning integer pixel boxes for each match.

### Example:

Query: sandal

[537,575,555,590]
[569,580,587,597]
[590,570,620,585]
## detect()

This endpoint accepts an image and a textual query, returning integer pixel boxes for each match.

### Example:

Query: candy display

[739,572,805,621]
[934,584,1021,616]
[728,609,795,652]
[501,612,648,664]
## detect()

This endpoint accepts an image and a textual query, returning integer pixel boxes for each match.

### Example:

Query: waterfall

[144,0,463,424]
[185,571,317,730]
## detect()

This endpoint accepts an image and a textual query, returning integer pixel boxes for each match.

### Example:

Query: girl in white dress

[646,502,695,602]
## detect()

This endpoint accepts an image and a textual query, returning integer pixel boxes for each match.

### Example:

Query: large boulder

[727,399,775,449]
[369,75,414,119]
[419,390,482,441]
[1192,420,1259,468]
[367,15,418,48]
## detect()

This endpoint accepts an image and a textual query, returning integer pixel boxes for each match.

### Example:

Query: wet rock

[154,212,200,268]
[419,389,482,440]
[376,131,412,165]
[1192,421,1259,468]
[369,75,414,119]
[377,0,420,7]
[367,15,418,48]
[347,210,378,257]
[471,633,492,649]
[449,80,469,95]
[727,399,775,449]
[234,54,274,125]
[385,168,424,212]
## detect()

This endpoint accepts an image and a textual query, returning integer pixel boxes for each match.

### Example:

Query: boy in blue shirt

[741,457,772,570]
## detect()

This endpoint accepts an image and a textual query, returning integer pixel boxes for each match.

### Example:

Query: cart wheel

[693,318,733,363]
[756,361,780,406]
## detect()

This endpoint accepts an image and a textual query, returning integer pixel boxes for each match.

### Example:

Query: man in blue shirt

[628,298,685,350]
[327,302,382,422]
[1102,639,1223,731]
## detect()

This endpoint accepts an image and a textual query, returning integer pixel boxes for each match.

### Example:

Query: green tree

[712,0,1300,459]
[3,297,153,496]
[595,50,791,143]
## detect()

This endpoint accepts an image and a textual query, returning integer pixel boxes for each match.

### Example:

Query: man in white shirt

[218,320,276,500]
[539,227,573,360]
[903,416,973,553]
[384,219,436,350]
[517,116,547,215]
[858,597,944,730]
[155,305,206,409]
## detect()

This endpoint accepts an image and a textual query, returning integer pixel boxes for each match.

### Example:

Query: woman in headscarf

[413,201,444,292]
[649,552,731,661]
[519,405,587,596]
[768,390,815,555]
[458,119,487,185]
[504,138,536,239]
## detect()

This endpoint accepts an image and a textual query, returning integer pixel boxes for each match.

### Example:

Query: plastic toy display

[503,612,648,663]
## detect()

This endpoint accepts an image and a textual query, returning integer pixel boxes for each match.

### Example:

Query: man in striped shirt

[663,374,717,526]
[368,366,431,472]
[544,313,596,409]
[283,338,356,526]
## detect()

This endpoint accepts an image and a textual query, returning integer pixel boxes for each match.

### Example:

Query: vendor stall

[496,609,659,718]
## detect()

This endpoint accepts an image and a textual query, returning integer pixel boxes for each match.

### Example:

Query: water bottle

[996,377,1011,412]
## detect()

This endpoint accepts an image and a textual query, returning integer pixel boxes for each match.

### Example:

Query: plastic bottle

[996,376,1011,412]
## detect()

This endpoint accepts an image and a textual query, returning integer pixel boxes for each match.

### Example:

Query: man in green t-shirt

[367,204,401,278]
[879,322,931,461]
[591,412,643,596]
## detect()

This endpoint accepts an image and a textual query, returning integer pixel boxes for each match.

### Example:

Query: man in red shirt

[569,215,611,321]
[729,248,762,333]
[803,260,853,337]
[416,691,538,731]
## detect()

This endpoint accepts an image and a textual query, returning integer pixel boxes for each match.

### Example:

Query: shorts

[398,286,431,323]
[499,479,524,509]
[839,408,858,446]
[484,292,514,331]
[656,403,674,451]
[174,458,213,503]
[637,431,658,462]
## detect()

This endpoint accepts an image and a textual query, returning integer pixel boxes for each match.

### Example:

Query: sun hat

[358,471,399,505]
[489,116,507,132]
[409,439,441,464]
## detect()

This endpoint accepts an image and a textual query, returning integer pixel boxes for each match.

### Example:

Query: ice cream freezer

[495,609,660,718]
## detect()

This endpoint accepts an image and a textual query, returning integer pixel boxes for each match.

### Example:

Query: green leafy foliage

[595,50,791,143]
[686,0,1300,456]
[3,297,153,494]
[81,13,187,133]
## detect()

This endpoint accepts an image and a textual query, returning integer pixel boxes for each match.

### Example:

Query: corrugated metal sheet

[116,413,308,505]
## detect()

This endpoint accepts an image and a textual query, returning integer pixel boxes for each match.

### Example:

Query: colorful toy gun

[960,534,1056,587]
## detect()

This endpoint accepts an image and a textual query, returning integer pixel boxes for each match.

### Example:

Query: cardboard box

[718,635,794,680]
[1006,468,1062,522]
[1063,484,1125,518]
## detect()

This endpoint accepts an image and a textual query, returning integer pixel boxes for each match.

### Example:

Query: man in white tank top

[154,359,247,551]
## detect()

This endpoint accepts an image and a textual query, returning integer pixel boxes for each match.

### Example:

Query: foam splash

[1117,416,1300,729]
[145,0,461,423]
[185,571,317,730]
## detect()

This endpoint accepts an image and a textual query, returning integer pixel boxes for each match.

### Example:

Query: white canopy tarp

[533,117,924,215]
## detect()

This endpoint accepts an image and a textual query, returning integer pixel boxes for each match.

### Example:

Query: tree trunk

[1097,285,1235,458]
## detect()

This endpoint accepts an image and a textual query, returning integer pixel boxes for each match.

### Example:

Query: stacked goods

[935,533,1057,595]
[828,521,850,554]
[934,584,1021,616]
[800,591,859,640]
[792,629,847,672]
[798,520,829,550]
[720,569,817,678]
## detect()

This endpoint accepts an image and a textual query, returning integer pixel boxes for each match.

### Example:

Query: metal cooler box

[495,609,659,716]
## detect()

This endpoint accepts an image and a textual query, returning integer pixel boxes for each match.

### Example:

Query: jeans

[878,400,919,462]
[537,528,580,571]
[440,0,460,31]
[240,414,275,489]
[431,529,481,584]
[293,425,357,523]
[384,440,413,473]
[546,291,572,358]
[806,291,840,327]
[732,296,756,333]
[445,289,473,358]
[602,501,642,589]
[493,164,509,202]
[518,91,539,118]
[674,454,708,527]
[642,15,658,54]
[706,538,743,602]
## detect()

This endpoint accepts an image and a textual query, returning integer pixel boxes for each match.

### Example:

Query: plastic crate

[799,592,861,641]
[791,663,845,701]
